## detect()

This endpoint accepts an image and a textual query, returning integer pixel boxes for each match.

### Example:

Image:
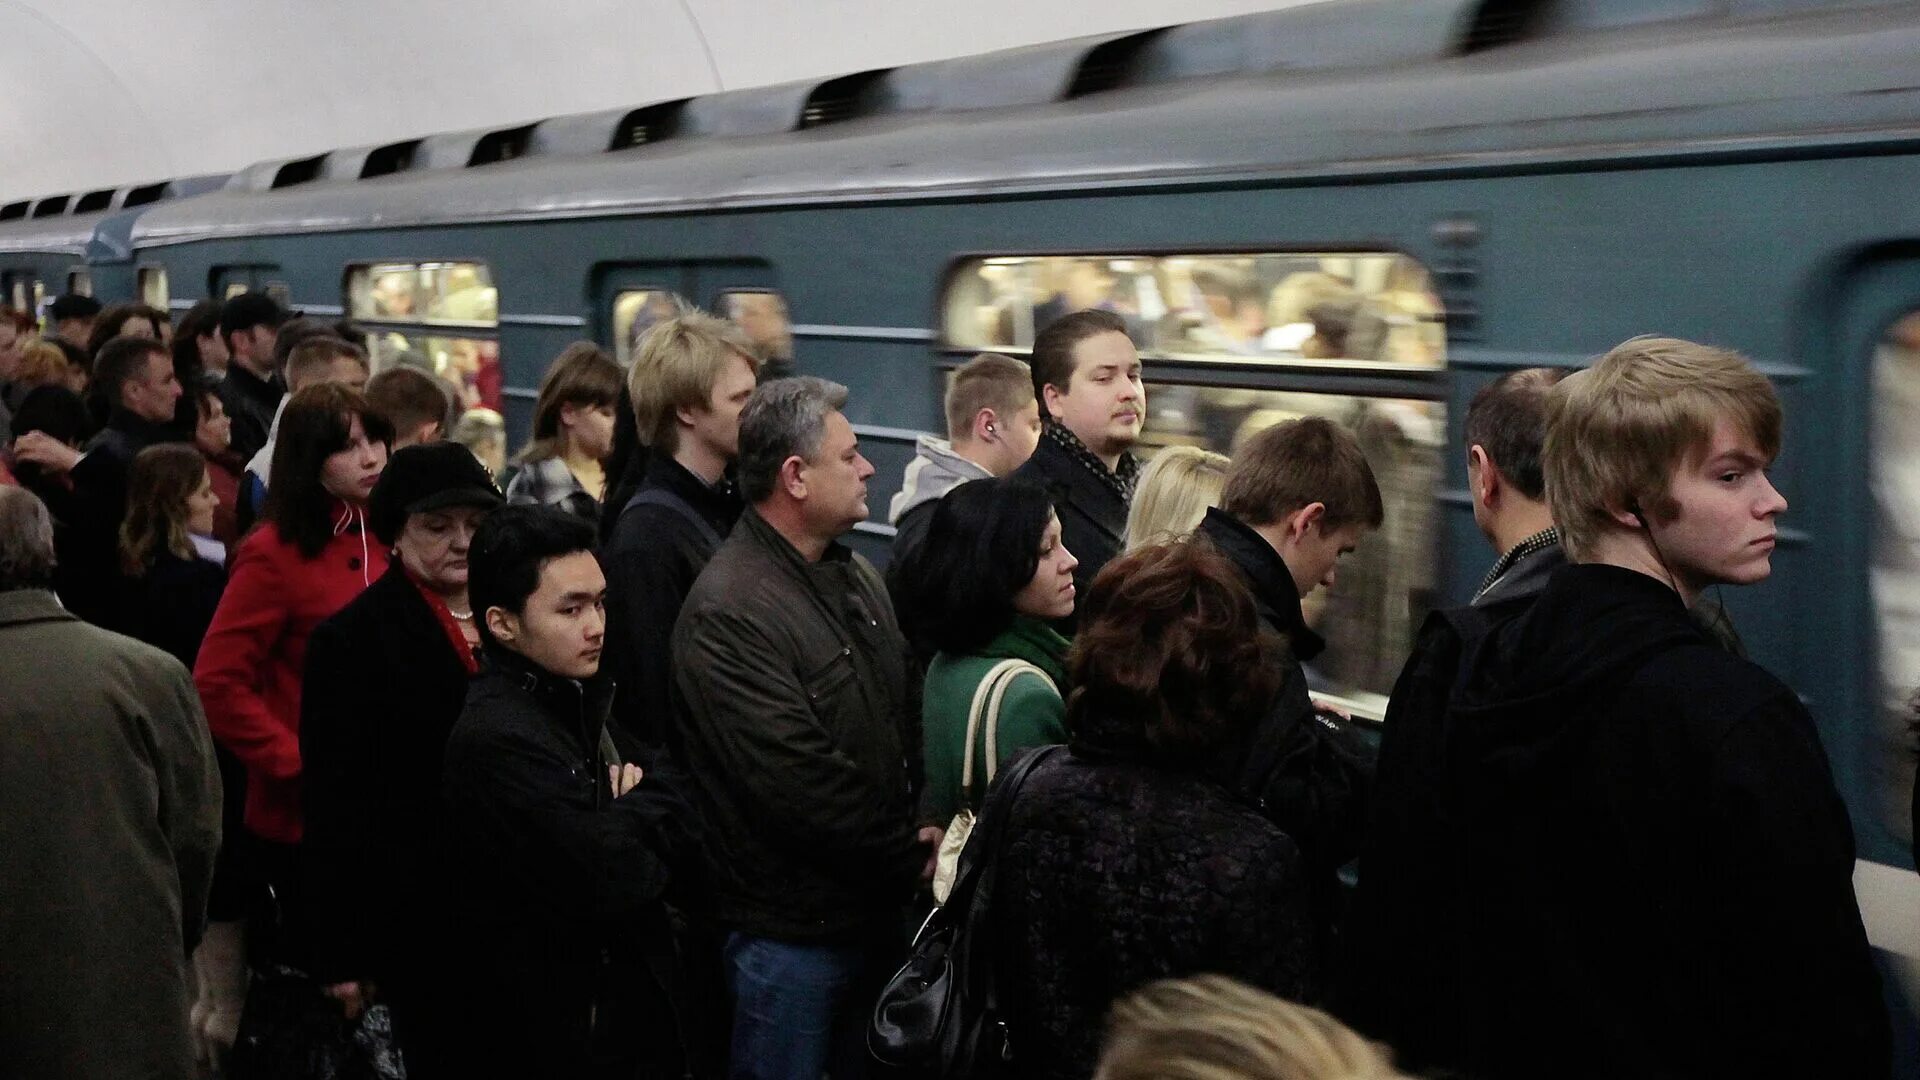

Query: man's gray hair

[0,487,57,592]
[737,376,850,504]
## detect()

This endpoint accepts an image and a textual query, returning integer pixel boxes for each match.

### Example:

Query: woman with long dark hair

[193,384,392,989]
[117,443,225,668]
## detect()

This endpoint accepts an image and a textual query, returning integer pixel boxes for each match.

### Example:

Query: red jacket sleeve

[193,534,300,780]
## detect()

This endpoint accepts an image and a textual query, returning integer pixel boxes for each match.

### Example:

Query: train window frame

[937,250,1446,374]
[344,260,499,330]
[611,287,683,366]
[264,281,291,307]
[138,266,169,311]
[66,268,92,298]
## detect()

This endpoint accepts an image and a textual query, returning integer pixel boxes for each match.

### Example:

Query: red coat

[194,502,387,843]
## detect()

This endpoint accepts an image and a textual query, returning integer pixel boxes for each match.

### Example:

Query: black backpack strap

[622,486,722,549]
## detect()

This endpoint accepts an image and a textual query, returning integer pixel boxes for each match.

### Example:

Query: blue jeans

[724,924,901,1080]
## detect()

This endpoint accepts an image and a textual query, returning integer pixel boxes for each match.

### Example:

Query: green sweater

[921,617,1071,823]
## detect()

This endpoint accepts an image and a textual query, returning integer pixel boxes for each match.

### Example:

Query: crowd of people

[0,290,1904,1080]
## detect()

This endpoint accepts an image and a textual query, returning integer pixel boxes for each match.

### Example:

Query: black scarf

[1042,418,1139,503]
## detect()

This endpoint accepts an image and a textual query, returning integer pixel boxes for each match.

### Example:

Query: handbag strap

[959,659,1052,807]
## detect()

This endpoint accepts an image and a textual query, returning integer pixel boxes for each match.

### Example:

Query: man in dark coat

[441,506,700,1078]
[1385,338,1888,1079]
[1012,309,1143,628]
[674,376,930,1079]
[215,291,289,462]
[603,311,758,750]
[1193,416,1381,982]
[300,443,503,1074]
[0,486,223,1080]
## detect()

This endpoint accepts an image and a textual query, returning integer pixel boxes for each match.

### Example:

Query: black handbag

[869,743,1062,1078]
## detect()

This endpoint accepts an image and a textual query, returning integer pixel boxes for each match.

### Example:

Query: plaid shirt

[504,456,600,523]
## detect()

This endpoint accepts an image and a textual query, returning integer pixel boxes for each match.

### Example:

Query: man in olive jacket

[673,377,930,1080]
[0,486,222,1079]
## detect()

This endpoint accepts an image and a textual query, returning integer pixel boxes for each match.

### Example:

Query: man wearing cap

[48,294,101,350]
[298,442,503,1070]
[215,292,290,462]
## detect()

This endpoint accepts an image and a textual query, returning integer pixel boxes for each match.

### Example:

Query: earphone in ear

[985,423,997,435]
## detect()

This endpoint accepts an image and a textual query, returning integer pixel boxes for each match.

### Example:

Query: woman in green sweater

[899,476,1080,824]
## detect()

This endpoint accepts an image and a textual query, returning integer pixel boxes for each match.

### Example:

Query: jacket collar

[0,588,75,629]
[1040,419,1139,502]
[645,453,742,528]
[224,362,282,406]
[1197,507,1324,662]
[738,502,852,575]
[1474,529,1567,608]
[478,642,614,748]
[977,616,1072,685]
[105,409,177,445]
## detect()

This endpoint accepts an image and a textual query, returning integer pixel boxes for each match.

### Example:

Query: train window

[5,274,26,311]
[719,289,792,368]
[265,281,291,307]
[139,267,169,310]
[224,282,249,300]
[363,330,501,413]
[1138,383,1444,715]
[346,261,498,327]
[612,289,685,365]
[944,253,1444,368]
[1871,312,1920,854]
[67,269,92,298]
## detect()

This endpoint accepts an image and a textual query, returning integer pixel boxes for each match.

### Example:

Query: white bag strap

[959,658,1055,805]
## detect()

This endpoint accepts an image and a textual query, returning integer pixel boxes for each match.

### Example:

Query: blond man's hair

[1544,336,1781,560]
[1126,445,1229,551]
[628,311,760,454]
[1096,975,1410,1080]
[945,352,1033,441]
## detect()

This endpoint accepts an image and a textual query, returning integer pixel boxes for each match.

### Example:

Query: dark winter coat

[59,410,178,625]
[602,454,742,751]
[991,744,1316,1080]
[672,505,924,941]
[300,563,475,990]
[216,362,280,463]
[0,589,222,1080]
[1012,433,1128,628]
[117,548,226,670]
[440,650,701,1078]
[1378,563,1888,1080]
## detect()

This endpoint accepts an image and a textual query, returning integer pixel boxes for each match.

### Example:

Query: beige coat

[0,589,221,1079]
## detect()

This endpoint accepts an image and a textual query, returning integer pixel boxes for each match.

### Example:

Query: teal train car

[4,0,1917,1059]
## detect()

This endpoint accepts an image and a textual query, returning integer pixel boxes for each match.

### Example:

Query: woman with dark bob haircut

[987,540,1316,1080]
[905,477,1078,827]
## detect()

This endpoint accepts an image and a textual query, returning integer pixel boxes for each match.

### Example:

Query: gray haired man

[672,377,931,1079]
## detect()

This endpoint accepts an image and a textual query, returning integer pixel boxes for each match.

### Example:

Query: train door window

[718,289,792,368]
[942,251,1447,716]
[265,281,291,307]
[1871,311,1920,852]
[139,267,169,310]
[612,289,685,365]
[4,273,27,311]
[346,261,501,410]
[67,269,92,298]
[223,282,249,300]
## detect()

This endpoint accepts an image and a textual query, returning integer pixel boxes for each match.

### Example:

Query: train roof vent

[0,201,29,221]
[468,124,536,167]
[1458,0,1714,53]
[271,154,326,189]
[361,140,420,179]
[1064,30,1165,98]
[1135,2,1467,80]
[123,182,168,208]
[74,189,115,214]
[610,100,687,149]
[31,195,70,218]
[680,81,828,138]
[800,71,888,129]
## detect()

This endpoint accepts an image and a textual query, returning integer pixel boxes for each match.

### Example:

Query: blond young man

[602,310,760,747]
[1372,337,1887,1079]
[887,352,1040,573]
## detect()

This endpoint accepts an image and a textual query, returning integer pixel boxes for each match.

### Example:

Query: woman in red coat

[194,382,392,978]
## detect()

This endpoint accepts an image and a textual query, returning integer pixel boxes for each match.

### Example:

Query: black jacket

[117,550,225,671]
[299,563,474,989]
[672,505,924,941]
[1013,435,1128,629]
[1472,536,1567,609]
[1382,563,1888,1080]
[61,411,178,626]
[601,455,742,751]
[992,745,1315,1080]
[439,650,700,1077]
[215,364,280,464]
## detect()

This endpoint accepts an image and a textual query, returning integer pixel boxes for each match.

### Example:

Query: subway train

[4,0,1918,1054]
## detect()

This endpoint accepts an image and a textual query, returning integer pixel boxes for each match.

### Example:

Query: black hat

[368,442,505,546]
[218,292,290,338]
[48,294,101,322]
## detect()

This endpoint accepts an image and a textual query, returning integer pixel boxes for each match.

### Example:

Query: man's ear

[779,454,808,500]
[1286,501,1327,542]
[973,407,999,443]
[485,606,516,645]
[1468,444,1498,506]
[1041,382,1066,422]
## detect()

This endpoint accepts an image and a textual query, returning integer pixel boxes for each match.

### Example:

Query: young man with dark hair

[1463,366,1569,606]
[1363,337,1887,1079]
[215,292,290,461]
[889,351,1040,572]
[1193,415,1382,970]
[1012,308,1145,623]
[674,376,929,1079]
[438,505,698,1077]
[48,293,101,350]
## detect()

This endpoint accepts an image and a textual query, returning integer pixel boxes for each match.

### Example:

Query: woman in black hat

[297,441,504,1072]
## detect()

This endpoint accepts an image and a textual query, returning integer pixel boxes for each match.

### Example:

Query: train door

[65,267,92,298]
[598,261,784,366]
[212,264,281,299]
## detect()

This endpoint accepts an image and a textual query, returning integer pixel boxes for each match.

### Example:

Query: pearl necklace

[448,608,474,621]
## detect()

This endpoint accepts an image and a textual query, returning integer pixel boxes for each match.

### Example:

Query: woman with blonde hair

[1096,975,1409,1080]
[1125,445,1230,551]
[503,341,621,524]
